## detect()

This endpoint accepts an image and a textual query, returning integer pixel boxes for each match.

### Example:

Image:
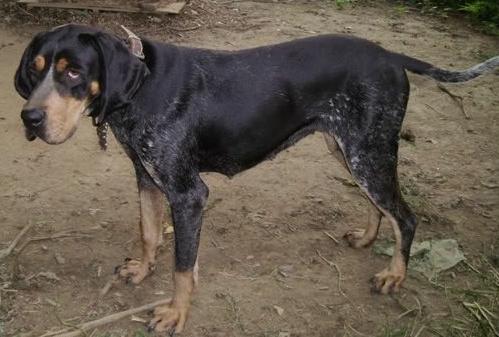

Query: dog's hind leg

[323,134,382,248]
[326,70,416,293]
[332,102,417,294]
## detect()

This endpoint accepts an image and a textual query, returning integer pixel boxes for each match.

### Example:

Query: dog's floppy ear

[79,32,149,125]
[14,32,47,99]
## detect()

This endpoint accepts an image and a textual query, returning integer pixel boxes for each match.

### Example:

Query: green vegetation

[379,255,499,337]
[402,0,499,34]
[335,0,354,10]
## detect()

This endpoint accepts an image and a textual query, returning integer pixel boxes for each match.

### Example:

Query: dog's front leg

[117,159,165,284]
[148,175,208,333]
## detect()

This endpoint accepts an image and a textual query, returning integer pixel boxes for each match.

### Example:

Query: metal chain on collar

[96,122,109,151]
[96,25,144,151]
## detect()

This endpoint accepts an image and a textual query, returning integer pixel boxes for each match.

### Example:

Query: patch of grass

[400,177,452,226]
[380,325,411,337]
[133,328,151,337]
[92,330,150,337]
[398,0,499,35]
[471,48,499,62]
[335,0,351,9]
[394,4,409,15]
[380,255,499,337]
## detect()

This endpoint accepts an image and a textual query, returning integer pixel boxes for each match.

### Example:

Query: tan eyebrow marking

[34,55,45,72]
[55,57,69,73]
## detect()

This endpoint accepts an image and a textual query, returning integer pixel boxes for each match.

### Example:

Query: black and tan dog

[15,24,498,333]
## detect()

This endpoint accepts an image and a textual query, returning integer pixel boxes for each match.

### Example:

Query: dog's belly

[196,101,327,176]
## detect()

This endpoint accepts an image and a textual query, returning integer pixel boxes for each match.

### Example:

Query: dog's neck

[96,26,145,151]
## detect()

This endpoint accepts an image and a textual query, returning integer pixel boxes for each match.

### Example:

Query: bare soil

[0,1,498,337]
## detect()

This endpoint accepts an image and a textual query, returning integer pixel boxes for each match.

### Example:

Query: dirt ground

[0,1,498,337]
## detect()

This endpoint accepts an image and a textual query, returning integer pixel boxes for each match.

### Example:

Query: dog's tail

[391,52,499,83]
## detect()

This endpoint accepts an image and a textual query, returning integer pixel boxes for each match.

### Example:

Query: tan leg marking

[344,202,382,248]
[193,257,199,289]
[34,55,45,72]
[324,134,348,169]
[55,57,69,73]
[89,81,100,96]
[149,271,195,333]
[324,134,407,293]
[324,134,384,248]
[119,185,165,284]
[371,213,406,294]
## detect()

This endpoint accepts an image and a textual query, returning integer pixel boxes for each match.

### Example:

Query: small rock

[165,226,174,234]
[88,208,100,215]
[400,127,416,143]
[278,332,291,337]
[37,271,61,282]
[54,252,66,264]
[278,264,294,277]
[273,305,284,316]
[131,315,147,323]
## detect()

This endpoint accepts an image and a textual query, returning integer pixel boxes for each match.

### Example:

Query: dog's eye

[67,69,81,80]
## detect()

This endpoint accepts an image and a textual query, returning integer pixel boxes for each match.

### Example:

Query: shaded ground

[0,1,498,336]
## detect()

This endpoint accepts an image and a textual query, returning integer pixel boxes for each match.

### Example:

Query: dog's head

[15,24,148,144]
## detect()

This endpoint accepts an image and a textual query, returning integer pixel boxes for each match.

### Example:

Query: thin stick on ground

[39,298,172,337]
[16,231,94,257]
[316,249,347,298]
[98,274,119,298]
[437,83,470,119]
[323,231,340,244]
[0,223,33,261]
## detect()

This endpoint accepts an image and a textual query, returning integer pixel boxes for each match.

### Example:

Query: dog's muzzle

[21,108,45,141]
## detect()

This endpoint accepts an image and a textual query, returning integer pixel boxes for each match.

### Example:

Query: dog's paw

[147,300,189,334]
[343,229,371,248]
[115,258,154,285]
[370,267,405,294]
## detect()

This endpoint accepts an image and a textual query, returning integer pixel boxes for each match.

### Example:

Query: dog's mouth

[25,127,37,141]
[24,123,79,145]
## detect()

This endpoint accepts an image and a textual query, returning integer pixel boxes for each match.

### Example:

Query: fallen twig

[16,3,38,20]
[323,231,339,244]
[316,250,347,298]
[169,24,202,32]
[0,223,33,261]
[218,293,247,333]
[39,298,172,337]
[424,103,441,115]
[437,83,470,119]
[16,231,93,256]
[99,274,119,298]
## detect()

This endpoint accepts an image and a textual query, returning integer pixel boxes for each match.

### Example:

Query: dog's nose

[21,108,45,128]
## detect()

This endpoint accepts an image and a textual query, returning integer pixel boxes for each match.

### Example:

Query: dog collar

[120,25,145,59]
